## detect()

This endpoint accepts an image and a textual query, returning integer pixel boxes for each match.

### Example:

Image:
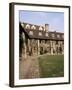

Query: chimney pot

[45,24,49,32]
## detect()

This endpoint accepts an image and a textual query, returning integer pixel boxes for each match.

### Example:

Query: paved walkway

[19,56,40,79]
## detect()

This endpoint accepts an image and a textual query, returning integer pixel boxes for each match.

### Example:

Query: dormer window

[39,32,42,36]
[31,25,36,29]
[57,34,60,38]
[39,26,43,31]
[21,23,24,28]
[25,24,30,29]
[45,33,48,37]
[52,33,55,38]
[29,31,33,35]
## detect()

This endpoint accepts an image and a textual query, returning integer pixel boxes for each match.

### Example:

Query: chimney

[45,24,49,32]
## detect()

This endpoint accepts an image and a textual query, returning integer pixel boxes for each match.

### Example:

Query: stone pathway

[19,56,40,79]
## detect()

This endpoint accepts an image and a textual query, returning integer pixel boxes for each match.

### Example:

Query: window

[21,23,24,28]
[57,34,60,38]
[29,31,33,35]
[31,25,36,29]
[39,26,43,31]
[39,32,42,36]
[25,24,30,29]
[52,33,55,38]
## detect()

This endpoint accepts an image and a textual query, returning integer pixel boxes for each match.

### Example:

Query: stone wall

[24,39,64,57]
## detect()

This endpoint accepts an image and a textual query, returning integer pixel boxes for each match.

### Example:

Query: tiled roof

[21,22,44,30]
[20,22,64,41]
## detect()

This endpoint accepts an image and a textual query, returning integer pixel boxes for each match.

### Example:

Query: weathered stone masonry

[19,22,64,58]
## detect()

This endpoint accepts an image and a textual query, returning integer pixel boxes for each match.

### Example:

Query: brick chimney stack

[45,24,49,32]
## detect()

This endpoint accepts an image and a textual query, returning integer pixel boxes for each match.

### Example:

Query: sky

[19,10,64,32]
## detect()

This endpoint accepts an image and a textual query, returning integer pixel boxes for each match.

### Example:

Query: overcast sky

[19,10,64,32]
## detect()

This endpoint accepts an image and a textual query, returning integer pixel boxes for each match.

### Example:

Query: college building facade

[19,22,64,58]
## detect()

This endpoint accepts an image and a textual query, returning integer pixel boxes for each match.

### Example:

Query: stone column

[53,41,56,55]
[50,40,53,55]
[22,42,27,59]
[21,32,27,59]
[59,41,61,47]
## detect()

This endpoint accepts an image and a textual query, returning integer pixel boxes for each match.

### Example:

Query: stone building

[19,22,64,58]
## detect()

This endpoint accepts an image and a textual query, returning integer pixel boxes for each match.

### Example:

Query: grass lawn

[38,55,64,78]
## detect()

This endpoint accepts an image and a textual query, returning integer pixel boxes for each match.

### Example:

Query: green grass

[38,55,64,78]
